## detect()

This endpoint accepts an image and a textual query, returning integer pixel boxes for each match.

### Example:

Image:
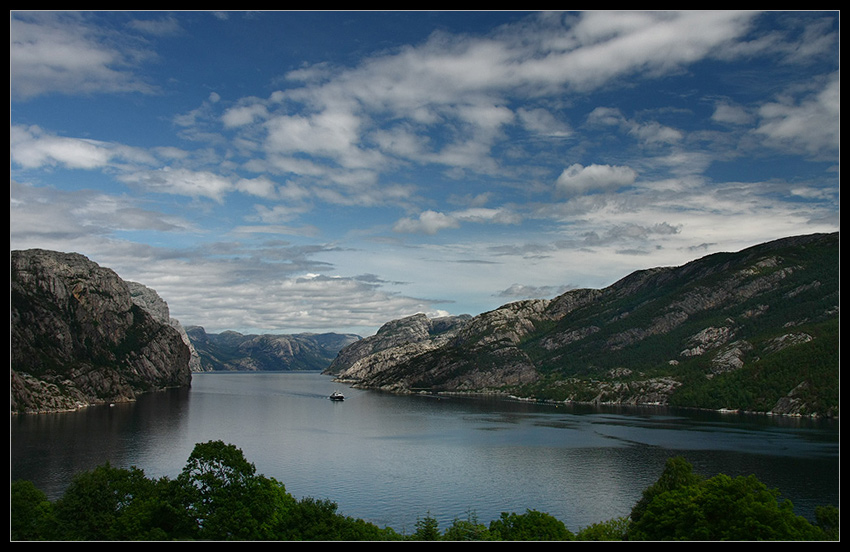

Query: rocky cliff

[11,249,192,414]
[325,233,839,417]
[127,281,202,373]
[186,326,360,372]
[327,313,472,384]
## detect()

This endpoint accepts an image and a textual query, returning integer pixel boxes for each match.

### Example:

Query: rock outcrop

[326,233,839,417]
[327,313,471,384]
[11,249,192,413]
[127,281,202,373]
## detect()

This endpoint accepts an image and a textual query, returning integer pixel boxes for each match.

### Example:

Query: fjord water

[11,372,838,533]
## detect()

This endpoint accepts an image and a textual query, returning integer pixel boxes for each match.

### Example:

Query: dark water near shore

[11,372,839,532]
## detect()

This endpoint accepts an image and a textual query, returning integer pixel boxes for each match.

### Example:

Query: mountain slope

[186,326,360,372]
[11,249,192,413]
[326,233,839,416]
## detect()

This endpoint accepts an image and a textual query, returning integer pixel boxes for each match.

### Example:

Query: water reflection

[11,372,839,531]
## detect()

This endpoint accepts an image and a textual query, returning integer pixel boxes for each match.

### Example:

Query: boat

[329,391,345,401]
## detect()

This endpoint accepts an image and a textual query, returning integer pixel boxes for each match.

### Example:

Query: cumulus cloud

[9,11,840,335]
[100,248,440,335]
[754,72,839,159]
[533,11,759,92]
[495,283,576,299]
[118,168,235,203]
[454,207,522,226]
[10,179,190,243]
[712,101,755,125]
[393,206,521,235]
[393,210,460,235]
[10,11,158,100]
[555,163,638,195]
[586,107,682,146]
[222,102,271,128]
[517,108,572,137]
[227,11,762,184]
[10,125,153,170]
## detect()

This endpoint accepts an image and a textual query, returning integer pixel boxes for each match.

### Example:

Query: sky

[10,10,840,337]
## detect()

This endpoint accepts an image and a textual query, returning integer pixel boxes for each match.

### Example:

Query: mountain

[325,233,839,417]
[11,249,192,414]
[185,326,360,372]
[326,313,472,382]
[127,280,203,373]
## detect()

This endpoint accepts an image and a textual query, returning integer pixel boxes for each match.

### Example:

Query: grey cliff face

[127,281,202,372]
[11,249,192,413]
[326,313,472,383]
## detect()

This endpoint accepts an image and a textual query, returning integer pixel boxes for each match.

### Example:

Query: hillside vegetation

[11,440,838,541]
[327,233,839,417]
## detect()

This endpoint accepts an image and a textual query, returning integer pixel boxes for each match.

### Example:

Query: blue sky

[10,11,840,336]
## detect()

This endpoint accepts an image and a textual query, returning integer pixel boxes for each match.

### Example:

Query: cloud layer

[10,11,839,335]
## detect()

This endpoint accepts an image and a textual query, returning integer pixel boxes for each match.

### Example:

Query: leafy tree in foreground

[11,445,837,541]
[575,516,630,541]
[176,440,296,540]
[410,512,442,540]
[443,510,493,541]
[10,480,54,541]
[628,457,830,541]
[814,505,839,540]
[50,463,164,540]
[488,509,575,541]
[629,455,703,525]
[281,496,400,541]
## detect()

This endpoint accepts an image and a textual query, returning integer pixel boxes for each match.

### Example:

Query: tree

[629,455,703,525]
[410,512,442,540]
[814,505,839,540]
[282,496,344,540]
[176,440,295,540]
[488,509,574,541]
[50,463,160,540]
[10,480,55,541]
[576,516,630,541]
[443,510,492,541]
[280,496,401,541]
[628,458,829,541]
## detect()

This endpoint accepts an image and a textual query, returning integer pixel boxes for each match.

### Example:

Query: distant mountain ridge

[325,232,839,417]
[186,326,360,372]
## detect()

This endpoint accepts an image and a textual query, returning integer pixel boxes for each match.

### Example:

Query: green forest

[11,440,838,541]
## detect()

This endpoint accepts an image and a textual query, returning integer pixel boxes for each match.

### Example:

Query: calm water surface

[11,372,839,532]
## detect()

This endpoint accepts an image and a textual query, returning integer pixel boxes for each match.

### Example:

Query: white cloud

[495,283,576,299]
[119,167,235,203]
[252,11,761,181]
[10,124,155,169]
[517,108,572,137]
[585,107,682,146]
[10,11,157,100]
[235,176,279,199]
[754,72,839,159]
[556,163,638,195]
[454,207,522,226]
[712,101,755,125]
[9,11,840,335]
[10,179,191,242]
[523,11,759,93]
[393,210,460,235]
[392,206,521,235]
[222,102,270,128]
